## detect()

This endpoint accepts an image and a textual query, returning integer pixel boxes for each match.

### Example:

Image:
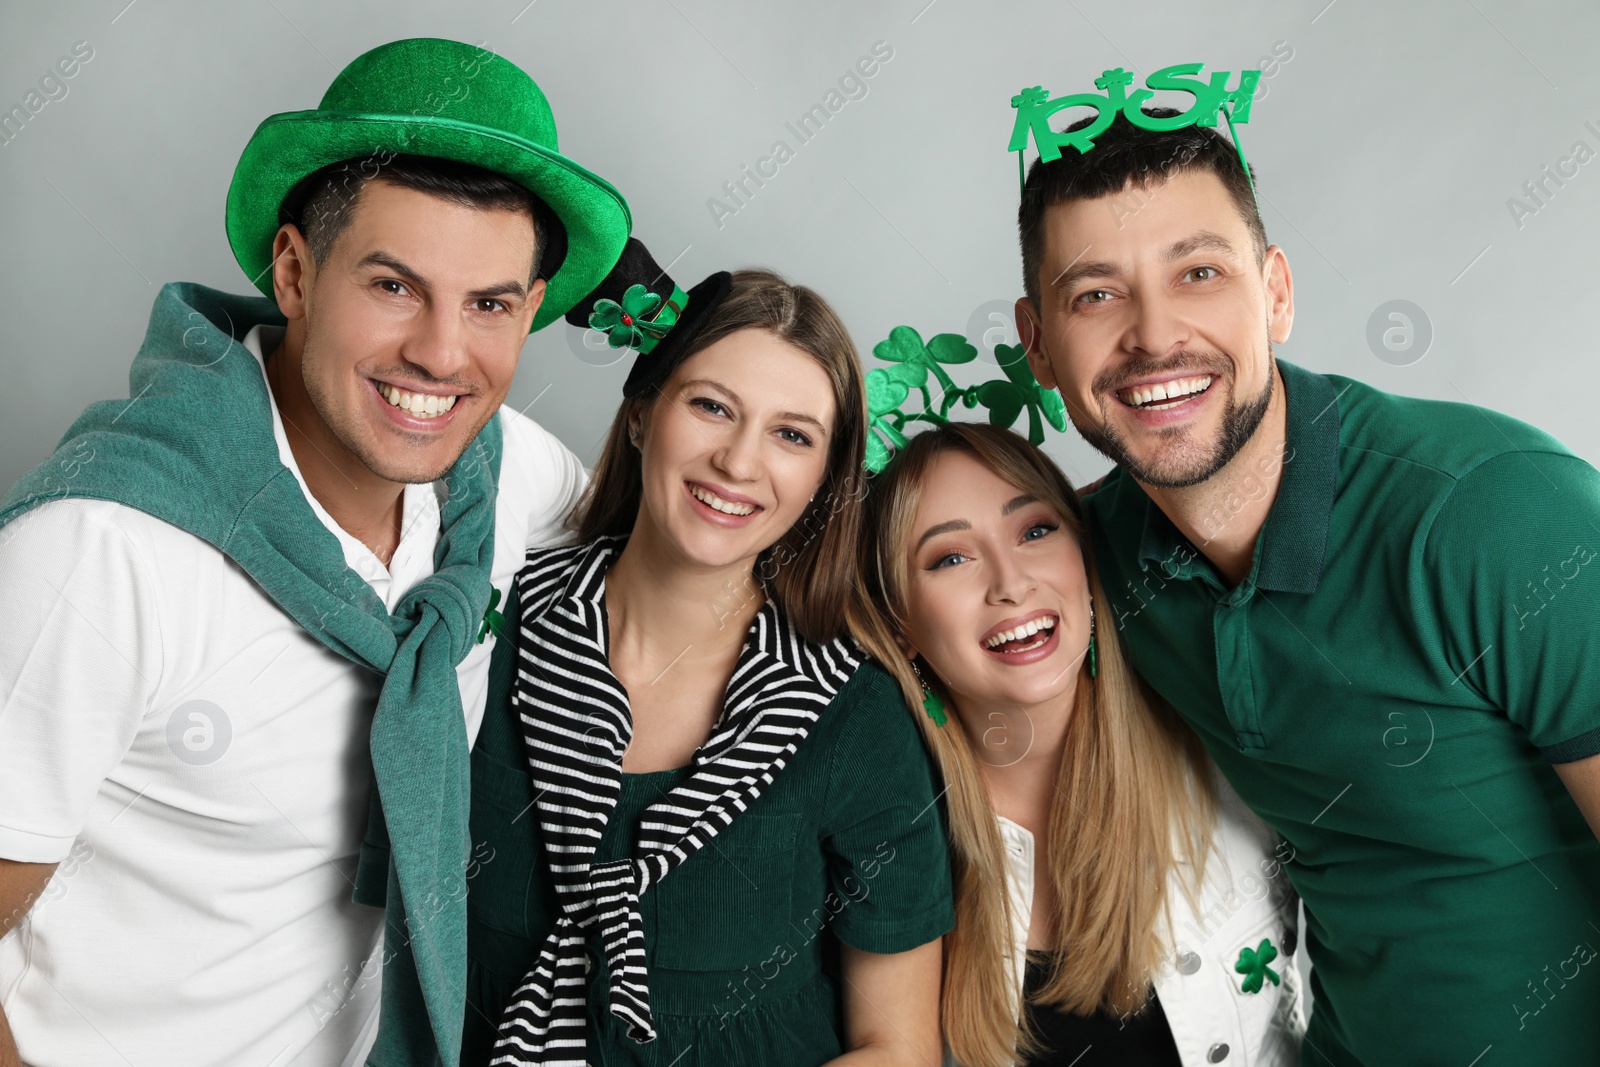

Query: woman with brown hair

[458,243,954,1067]
[856,422,1302,1067]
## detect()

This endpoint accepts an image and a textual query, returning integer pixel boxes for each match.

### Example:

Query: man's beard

[1076,353,1275,489]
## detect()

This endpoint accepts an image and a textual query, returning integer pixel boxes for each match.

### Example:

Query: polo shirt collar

[1135,357,1341,594]
[1256,358,1341,592]
[242,323,442,611]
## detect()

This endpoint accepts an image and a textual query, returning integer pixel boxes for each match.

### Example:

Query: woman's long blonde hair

[850,423,1213,1067]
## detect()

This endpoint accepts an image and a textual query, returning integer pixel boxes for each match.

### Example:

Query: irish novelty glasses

[1008,61,1262,196]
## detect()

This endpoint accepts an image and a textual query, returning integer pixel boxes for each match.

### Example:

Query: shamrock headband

[574,247,1070,472]
[566,237,733,399]
[1008,63,1262,203]
[863,327,1067,474]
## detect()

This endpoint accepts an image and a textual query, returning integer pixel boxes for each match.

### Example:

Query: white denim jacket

[950,770,1305,1067]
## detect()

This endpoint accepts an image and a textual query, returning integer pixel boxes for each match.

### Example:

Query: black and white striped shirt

[490,535,862,1065]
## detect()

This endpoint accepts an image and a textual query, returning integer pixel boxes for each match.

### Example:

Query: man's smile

[1115,374,1215,410]
[371,377,463,419]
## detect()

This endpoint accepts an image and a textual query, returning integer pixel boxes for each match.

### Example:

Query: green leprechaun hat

[225,37,631,332]
[566,236,732,399]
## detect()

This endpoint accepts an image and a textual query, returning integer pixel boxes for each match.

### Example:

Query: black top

[1019,954,1183,1067]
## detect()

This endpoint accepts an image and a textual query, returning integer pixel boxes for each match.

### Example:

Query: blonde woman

[856,422,1302,1067]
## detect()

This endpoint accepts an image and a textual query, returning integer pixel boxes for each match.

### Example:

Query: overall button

[1207,1043,1230,1062]
[1177,949,1202,975]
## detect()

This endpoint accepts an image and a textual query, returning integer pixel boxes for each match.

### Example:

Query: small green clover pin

[588,284,669,350]
[476,586,504,645]
[1235,938,1281,994]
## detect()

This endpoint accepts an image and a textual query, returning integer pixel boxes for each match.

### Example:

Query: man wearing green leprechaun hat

[1010,70,1600,1065]
[0,38,629,1067]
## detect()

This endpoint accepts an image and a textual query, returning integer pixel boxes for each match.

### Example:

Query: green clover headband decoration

[588,282,689,354]
[1008,62,1262,203]
[863,326,1068,474]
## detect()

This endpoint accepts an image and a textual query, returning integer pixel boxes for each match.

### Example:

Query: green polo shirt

[1083,357,1600,1066]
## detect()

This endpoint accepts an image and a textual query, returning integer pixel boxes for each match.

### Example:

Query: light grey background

[6,0,1595,1025]
[3,0,1598,495]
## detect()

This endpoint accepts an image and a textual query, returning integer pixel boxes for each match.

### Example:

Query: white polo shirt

[0,324,585,1066]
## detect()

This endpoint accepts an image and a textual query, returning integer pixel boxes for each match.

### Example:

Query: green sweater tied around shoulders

[0,281,499,1067]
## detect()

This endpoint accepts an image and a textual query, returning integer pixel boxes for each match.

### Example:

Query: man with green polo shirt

[1011,108,1600,1064]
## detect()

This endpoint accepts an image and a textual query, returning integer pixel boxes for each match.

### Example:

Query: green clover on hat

[590,284,671,350]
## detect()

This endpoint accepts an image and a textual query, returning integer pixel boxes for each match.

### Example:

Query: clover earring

[1087,600,1097,679]
[909,658,948,727]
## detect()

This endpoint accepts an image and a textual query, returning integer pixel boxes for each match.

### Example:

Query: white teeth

[1121,375,1214,409]
[689,483,756,516]
[984,615,1058,649]
[378,383,458,418]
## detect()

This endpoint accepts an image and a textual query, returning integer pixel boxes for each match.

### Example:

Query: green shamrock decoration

[1006,63,1263,199]
[476,586,505,645]
[863,325,1068,473]
[875,324,979,406]
[1234,938,1281,994]
[588,284,669,350]
[864,369,912,474]
[1010,85,1049,110]
[984,343,1069,444]
[864,326,978,473]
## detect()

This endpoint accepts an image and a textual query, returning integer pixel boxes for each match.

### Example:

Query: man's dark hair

[1018,106,1266,308]
[280,153,564,285]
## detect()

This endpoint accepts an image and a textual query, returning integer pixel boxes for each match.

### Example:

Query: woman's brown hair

[850,422,1214,1067]
[572,268,869,644]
